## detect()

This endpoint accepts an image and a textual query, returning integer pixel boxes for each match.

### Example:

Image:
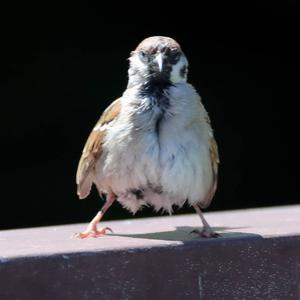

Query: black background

[1,2,299,229]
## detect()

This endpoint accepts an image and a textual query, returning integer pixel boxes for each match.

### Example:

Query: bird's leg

[192,204,220,238]
[75,192,116,239]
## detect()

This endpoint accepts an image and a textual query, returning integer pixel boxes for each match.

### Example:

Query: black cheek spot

[180,66,187,78]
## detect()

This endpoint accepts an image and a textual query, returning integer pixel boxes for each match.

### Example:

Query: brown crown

[134,36,181,54]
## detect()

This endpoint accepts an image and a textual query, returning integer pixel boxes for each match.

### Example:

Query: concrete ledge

[0,205,299,299]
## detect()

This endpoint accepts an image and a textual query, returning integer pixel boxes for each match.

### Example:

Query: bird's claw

[73,226,113,239]
[190,228,220,238]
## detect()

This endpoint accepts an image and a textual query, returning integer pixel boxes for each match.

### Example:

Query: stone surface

[0,205,300,299]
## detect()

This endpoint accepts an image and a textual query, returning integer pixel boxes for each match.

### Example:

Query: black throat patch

[139,79,172,134]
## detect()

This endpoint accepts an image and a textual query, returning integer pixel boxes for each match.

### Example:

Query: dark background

[1,2,299,229]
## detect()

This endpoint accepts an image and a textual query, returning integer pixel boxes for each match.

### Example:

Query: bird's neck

[135,79,172,116]
[141,78,172,94]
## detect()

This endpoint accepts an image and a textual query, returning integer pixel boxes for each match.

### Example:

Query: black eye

[168,51,181,64]
[139,51,148,62]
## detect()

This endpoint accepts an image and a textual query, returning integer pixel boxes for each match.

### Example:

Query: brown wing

[209,137,220,191]
[199,136,220,209]
[197,110,220,208]
[76,98,121,199]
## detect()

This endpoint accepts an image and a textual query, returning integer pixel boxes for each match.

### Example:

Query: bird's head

[128,36,188,87]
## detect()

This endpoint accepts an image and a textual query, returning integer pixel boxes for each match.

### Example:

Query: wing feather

[76,98,121,199]
[199,136,220,209]
[199,114,220,209]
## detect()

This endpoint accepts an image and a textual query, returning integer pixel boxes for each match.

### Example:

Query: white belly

[95,118,212,214]
[94,84,213,213]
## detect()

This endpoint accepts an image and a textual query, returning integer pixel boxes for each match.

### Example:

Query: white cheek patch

[127,54,150,87]
[170,55,188,84]
[129,55,148,77]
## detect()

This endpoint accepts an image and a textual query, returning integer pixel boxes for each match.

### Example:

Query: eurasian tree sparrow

[76,36,220,238]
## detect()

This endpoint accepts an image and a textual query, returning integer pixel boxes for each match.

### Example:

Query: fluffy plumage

[76,36,220,238]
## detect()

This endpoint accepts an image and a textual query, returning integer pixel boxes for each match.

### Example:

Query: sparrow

[76,36,220,238]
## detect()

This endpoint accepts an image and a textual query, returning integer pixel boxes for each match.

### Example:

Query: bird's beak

[154,53,164,72]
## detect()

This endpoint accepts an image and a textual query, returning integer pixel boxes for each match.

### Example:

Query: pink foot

[74,225,113,239]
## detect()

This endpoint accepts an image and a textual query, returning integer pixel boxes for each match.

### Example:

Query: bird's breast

[96,83,212,212]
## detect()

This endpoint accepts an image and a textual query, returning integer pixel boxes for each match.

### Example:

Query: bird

[75,36,220,238]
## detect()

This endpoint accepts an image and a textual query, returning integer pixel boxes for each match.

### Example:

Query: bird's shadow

[109,226,262,242]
